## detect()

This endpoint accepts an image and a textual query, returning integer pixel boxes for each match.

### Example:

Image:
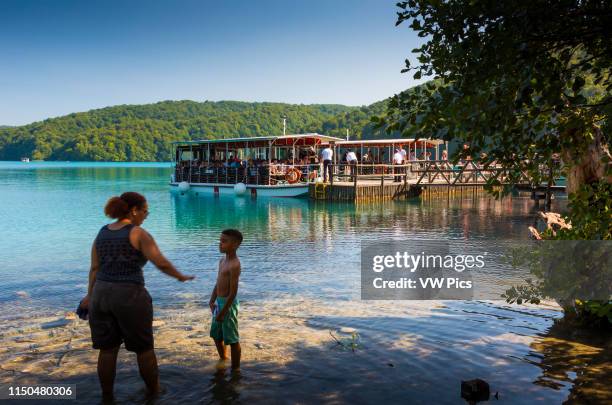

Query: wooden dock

[308,162,565,202]
[309,180,420,201]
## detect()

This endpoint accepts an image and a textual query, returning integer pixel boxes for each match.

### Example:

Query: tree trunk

[563,127,612,195]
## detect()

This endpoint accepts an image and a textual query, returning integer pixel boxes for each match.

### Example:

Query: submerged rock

[41,318,70,330]
[461,379,491,404]
[16,291,30,299]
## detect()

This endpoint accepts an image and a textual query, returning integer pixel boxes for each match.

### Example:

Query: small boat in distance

[20,157,30,162]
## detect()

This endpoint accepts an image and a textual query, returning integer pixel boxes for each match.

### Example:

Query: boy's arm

[209,260,222,311]
[216,262,241,322]
[209,283,218,312]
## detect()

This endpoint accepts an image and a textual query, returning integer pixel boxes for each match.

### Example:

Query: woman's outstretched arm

[136,227,195,282]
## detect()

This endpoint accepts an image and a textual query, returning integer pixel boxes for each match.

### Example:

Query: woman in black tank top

[80,192,195,402]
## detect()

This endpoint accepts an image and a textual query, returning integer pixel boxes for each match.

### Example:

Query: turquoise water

[0,161,547,308]
[1,161,586,404]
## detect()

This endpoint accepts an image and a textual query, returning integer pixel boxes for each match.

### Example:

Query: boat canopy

[173,133,344,149]
[322,138,444,149]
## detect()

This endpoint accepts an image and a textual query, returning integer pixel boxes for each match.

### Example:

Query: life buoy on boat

[285,168,302,184]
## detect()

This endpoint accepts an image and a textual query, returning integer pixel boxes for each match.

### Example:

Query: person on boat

[308,147,318,165]
[321,144,333,183]
[362,150,370,163]
[442,150,448,161]
[81,192,195,402]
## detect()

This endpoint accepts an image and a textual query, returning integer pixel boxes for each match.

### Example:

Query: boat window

[179,150,194,161]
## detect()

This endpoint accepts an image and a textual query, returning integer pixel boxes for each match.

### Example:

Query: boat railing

[174,163,320,186]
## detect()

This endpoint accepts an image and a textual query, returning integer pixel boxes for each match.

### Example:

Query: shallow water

[0,161,609,404]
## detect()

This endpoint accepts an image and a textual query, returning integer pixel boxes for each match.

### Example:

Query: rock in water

[41,318,70,330]
[461,379,490,404]
[16,291,30,299]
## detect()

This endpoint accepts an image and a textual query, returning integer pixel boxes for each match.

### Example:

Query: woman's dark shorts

[89,280,153,353]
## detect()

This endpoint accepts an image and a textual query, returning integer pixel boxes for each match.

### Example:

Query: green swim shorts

[210,297,240,344]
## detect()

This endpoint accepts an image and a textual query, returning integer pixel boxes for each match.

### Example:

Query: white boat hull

[169,182,309,197]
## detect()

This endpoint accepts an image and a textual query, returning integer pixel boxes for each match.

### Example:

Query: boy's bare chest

[217,266,231,282]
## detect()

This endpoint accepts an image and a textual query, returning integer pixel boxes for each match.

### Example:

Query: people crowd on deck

[175,144,451,184]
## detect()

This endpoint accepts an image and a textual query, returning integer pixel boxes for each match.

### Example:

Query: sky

[0,0,424,126]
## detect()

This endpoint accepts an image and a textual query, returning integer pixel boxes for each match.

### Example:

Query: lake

[0,161,607,404]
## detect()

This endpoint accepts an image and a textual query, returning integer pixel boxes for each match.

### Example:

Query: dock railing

[326,160,555,187]
[327,163,415,190]
[411,160,535,186]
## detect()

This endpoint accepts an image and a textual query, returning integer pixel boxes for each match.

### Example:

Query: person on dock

[81,192,195,402]
[393,148,404,182]
[209,229,243,373]
[321,144,333,183]
[399,144,407,162]
[346,149,358,178]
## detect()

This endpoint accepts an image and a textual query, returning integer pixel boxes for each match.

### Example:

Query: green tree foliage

[376,0,611,194]
[379,0,611,320]
[0,100,388,161]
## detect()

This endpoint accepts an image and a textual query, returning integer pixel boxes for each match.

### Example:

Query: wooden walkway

[308,162,565,202]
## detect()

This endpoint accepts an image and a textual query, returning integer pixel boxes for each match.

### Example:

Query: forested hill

[0,100,390,161]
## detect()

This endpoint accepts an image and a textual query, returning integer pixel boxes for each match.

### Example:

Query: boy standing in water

[209,229,243,372]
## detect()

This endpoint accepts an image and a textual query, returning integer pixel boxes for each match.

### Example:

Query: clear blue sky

[0,0,423,125]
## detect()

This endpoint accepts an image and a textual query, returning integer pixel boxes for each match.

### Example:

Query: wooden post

[268,140,272,185]
[189,144,193,183]
[329,164,334,200]
[353,169,358,201]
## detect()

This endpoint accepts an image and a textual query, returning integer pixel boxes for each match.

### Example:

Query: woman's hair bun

[104,196,130,219]
[104,192,146,219]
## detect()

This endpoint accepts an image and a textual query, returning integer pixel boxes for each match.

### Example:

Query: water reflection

[209,369,241,403]
[530,322,612,404]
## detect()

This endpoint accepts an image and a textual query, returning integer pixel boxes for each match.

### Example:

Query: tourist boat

[20,157,30,162]
[170,133,344,197]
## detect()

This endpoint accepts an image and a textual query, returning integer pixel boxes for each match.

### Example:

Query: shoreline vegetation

[0,99,395,162]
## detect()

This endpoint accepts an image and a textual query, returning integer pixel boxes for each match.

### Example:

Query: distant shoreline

[0,160,173,163]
